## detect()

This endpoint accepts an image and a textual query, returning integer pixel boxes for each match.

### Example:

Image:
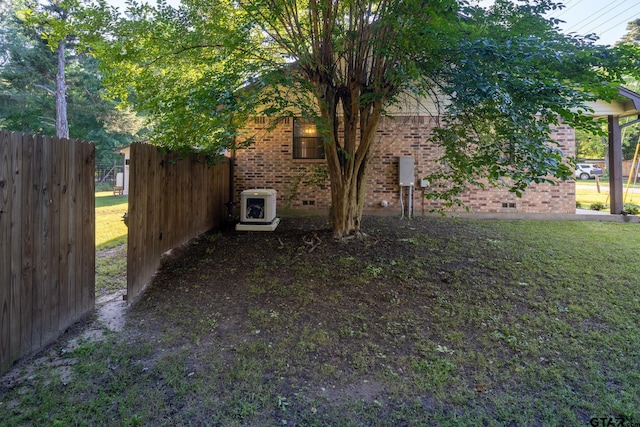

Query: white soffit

[587,87,640,119]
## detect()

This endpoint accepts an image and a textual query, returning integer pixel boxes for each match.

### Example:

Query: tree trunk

[303,19,388,238]
[55,40,69,139]
[328,158,370,239]
[322,99,381,239]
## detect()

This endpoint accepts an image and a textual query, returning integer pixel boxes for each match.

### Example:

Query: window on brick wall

[293,118,325,159]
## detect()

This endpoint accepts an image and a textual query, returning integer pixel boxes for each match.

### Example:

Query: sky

[106,0,640,46]
[476,0,640,45]
[542,0,640,45]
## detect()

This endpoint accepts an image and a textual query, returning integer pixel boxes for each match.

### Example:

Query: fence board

[82,141,96,315]
[9,133,22,365]
[20,134,34,355]
[149,147,161,267]
[32,135,43,349]
[179,156,188,242]
[68,138,78,322]
[126,144,143,299]
[167,153,179,249]
[0,132,11,372]
[72,141,82,323]
[40,136,53,345]
[58,138,70,330]
[0,131,95,375]
[49,137,61,338]
[126,143,230,303]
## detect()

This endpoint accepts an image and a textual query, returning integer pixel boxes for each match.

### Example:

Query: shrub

[590,202,606,211]
[623,203,640,215]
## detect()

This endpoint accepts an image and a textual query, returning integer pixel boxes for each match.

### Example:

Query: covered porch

[588,86,640,214]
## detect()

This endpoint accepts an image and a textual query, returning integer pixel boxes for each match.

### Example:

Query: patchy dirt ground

[3,215,640,426]
[0,247,129,404]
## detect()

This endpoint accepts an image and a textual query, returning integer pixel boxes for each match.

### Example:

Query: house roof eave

[619,86,640,111]
[588,86,640,119]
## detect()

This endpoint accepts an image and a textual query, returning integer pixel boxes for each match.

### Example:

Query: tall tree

[0,0,146,163]
[0,0,54,132]
[19,0,117,138]
[617,20,640,161]
[619,19,640,45]
[18,0,76,138]
[575,128,606,160]
[93,0,640,237]
[576,20,640,162]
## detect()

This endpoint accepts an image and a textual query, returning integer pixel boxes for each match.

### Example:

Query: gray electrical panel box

[398,156,414,186]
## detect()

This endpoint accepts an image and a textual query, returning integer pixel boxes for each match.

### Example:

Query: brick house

[233,111,577,215]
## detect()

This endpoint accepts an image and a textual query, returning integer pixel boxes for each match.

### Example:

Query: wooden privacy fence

[0,131,95,375]
[127,143,230,302]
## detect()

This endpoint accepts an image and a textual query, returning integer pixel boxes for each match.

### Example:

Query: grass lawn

[95,191,128,250]
[576,179,640,210]
[94,191,128,295]
[1,215,639,426]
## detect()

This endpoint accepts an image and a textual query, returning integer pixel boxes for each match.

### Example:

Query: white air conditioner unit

[236,189,280,231]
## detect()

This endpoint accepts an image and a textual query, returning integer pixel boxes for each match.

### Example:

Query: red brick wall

[233,116,576,214]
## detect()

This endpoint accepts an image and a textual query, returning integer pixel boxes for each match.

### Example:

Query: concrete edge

[277,208,640,223]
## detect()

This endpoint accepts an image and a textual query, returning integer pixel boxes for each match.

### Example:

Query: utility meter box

[399,156,415,186]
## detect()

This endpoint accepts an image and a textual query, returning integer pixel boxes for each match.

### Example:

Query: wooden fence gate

[0,131,95,375]
[1,137,229,375]
[126,143,230,303]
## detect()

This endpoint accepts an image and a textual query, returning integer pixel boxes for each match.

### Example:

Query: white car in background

[574,163,603,180]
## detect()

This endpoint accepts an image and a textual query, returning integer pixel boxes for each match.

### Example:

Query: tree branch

[143,43,276,67]
[34,84,55,95]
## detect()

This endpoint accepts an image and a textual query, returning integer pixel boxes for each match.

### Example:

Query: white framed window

[293,118,325,160]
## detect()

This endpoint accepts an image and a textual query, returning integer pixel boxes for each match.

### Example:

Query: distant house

[232,88,640,216]
[115,146,131,196]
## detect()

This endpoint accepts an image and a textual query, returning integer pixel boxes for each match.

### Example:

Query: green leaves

[0,1,145,161]
[85,0,640,210]
[88,0,274,152]
[416,1,639,205]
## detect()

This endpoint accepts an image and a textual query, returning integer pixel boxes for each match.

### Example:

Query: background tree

[575,19,640,162]
[618,20,640,162]
[18,0,78,138]
[93,0,640,237]
[619,19,640,45]
[0,0,146,165]
[621,80,640,161]
[0,0,53,132]
[575,128,606,160]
